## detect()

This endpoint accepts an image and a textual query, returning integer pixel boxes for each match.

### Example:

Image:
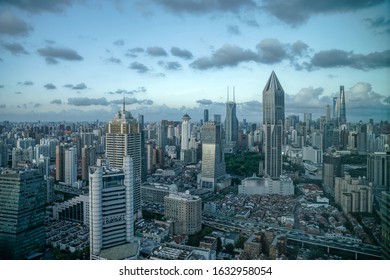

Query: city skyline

[0,0,389,123]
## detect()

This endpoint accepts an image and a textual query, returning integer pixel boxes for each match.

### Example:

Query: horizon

[0,1,389,124]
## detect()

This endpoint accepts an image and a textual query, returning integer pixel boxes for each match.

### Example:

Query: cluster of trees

[225,152,262,177]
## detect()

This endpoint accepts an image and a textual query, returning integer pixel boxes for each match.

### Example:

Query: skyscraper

[204,109,209,123]
[224,87,239,152]
[262,71,285,179]
[55,144,64,182]
[180,114,196,163]
[105,99,142,219]
[0,169,46,259]
[89,156,138,260]
[64,147,77,186]
[339,85,347,125]
[201,121,226,192]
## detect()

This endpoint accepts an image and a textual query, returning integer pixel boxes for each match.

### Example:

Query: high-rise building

[89,157,139,260]
[322,152,342,197]
[325,104,331,124]
[262,71,284,179]
[204,109,209,123]
[200,121,226,192]
[180,114,196,163]
[105,99,142,219]
[164,191,202,235]
[224,88,239,152]
[81,145,96,182]
[55,144,65,182]
[339,85,347,125]
[64,147,77,186]
[0,169,46,259]
[381,191,390,259]
[367,151,390,200]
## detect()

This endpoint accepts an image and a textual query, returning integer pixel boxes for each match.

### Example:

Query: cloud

[309,49,390,70]
[108,87,147,95]
[108,57,121,64]
[68,97,110,106]
[111,97,154,105]
[113,39,125,46]
[256,38,288,64]
[149,0,256,15]
[196,99,213,105]
[72,83,87,90]
[37,46,83,64]
[129,62,150,73]
[14,91,22,94]
[146,46,168,56]
[170,47,193,59]
[227,24,241,35]
[0,104,5,108]
[1,42,28,55]
[159,61,182,70]
[1,0,80,13]
[50,99,62,105]
[364,16,390,33]
[285,87,330,109]
[44,83,56,90]
[0,11,32,37]
[262,0,385,26]
[190,44,258,70]
[18,81,33,86]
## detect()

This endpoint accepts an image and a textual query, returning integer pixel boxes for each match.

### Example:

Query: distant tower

[339,85,347,125]
[262,71,285,179]
[105,99,142,219]
[55,144,65,182]
[64,147,77,186]
[333,97,338,127]
[325,104,331,124]
[204,109,209,123]
[224,87,239,152]
[180,113,191,160]
[201,121,226,192]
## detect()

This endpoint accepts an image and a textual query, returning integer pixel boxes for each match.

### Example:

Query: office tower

[64,147,77,186]
[89,156,138,260]
[204,109,209,123]
[157,120,169,148]
[81,145,96,182]
[146,141,154,174]
[138,114,147,183]
[201,121,226,192]
[164,191,202,235]
[180,113,192,162]
[322,152,342,197]
[0,169,45,259]
[55,144,65,182]
[357,123,368,154]
[303,113,312,132]
[339,85,347,125]
[105,99,142,219]
[224,87,239,152]
[381,191,390,259]
[81,132,94,147]
[367,151,390,199]
[325,104,331,124]
[332,97,338,127]
[213,114,221,124]
[11,148,33,168]
[262,71,284,179]
[0,140,8,167]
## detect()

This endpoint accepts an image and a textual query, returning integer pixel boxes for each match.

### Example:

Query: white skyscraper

[89,156,138,260]
[64,147,77,186]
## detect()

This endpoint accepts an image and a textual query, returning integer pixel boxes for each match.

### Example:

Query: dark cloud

[72,83,87,90]
[196,99,213,105]
[0,11,32,37]
[364,16,390,30]
[129,62,150,73]
[190,44,258,70]
[34,103,41,108]
[113,39,125,46]
[108,57,121,64]
[108,87,147,95]
[1,0,80,13]
[309,49,390,70]
[1,42,28,55]
[111,97,153,105]
[290,40,309,57]
[262,0,385,26]
[44,83,56,90]
[18,81,33,86]
[0,104,5,108]
[68,97,110,106]
[50,99,62,105]
[149,0,256,14]
[147,46,168,57]
[170,47,193,59]
[227,24,241,35]
[37,46,83,64]
[256,38,288,64]
[159,61,182,70]
[129,47,144,53]
[14,91,22,94]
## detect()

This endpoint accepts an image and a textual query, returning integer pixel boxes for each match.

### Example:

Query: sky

[0,0,389,124]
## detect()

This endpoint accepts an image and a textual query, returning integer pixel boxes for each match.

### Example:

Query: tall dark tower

[339,85,346,125]
[262,71,285,179]
[224,87,239,152]
[204,109,209,123]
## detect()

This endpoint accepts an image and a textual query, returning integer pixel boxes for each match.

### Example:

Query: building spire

[122,95,125,114]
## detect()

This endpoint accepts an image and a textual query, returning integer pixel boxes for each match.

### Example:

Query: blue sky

[0,0,389,123]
